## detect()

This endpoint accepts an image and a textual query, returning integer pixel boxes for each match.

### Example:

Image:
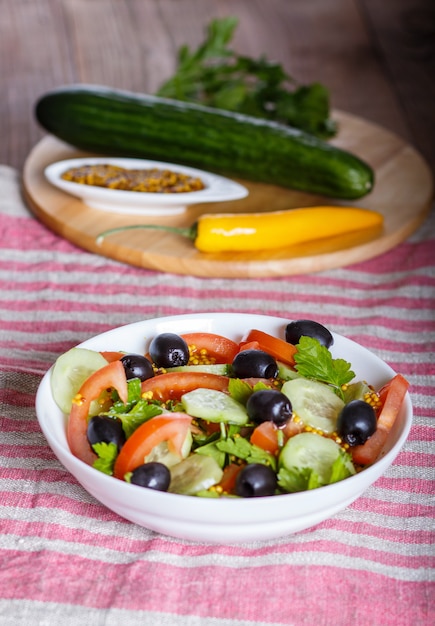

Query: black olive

[87,415,126,451]
[232,349,278,379]
[285,319,334,348]
[120,353,155,381]
[235,463,277,497]
[337,400,377,446]
[148,333,190,368]
[130,462,171,491]
[246,389,292,427]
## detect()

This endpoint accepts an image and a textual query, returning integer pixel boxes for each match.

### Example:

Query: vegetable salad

[51,320,409,498]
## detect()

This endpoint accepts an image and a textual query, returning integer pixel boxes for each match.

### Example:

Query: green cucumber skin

[35,84,374,199]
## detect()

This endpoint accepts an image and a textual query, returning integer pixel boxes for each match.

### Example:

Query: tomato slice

[67,360,128,465]
[241,329,297,366]
[351,374,410,466]
[376,374,410,428]
[282,418,304,440]
[140,371,229,401]
[181,332,239,364]
[201,421,222,435]
[237,340,260,352]
[100,351,125,362]
[113,413,192,479]
[217,463,243,494]
[250,421,280,455]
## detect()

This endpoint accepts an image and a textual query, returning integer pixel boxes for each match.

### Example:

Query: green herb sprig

[92,442,118,476]
[108,378,162,438]
[216,436,277,471]
[294,336,355,400]
[156,17,336,138]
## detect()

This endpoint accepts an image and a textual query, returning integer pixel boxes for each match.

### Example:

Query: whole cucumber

[35,84,374,199]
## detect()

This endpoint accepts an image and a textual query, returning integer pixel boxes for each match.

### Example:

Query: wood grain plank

[2,0,428,172]
[1,0,74,166]
[222,0,411,141]
[359,0,435,173]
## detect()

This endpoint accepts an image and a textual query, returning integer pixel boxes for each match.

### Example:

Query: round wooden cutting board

[23,111,433,278]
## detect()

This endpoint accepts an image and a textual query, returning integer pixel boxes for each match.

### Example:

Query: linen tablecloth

[1,164,434,625]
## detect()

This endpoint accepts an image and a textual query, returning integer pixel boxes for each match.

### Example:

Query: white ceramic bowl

[35,313,412,543]
[44,157,248,215]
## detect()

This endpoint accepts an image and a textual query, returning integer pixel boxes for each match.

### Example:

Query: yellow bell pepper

[194,206,383,252]
[97,206,383,254]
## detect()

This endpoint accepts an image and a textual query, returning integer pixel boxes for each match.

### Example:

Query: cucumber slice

[279,432,355,488]
[169,454,223,495]
[50,347,108,414]
[181,388,248,425]
[281,378,344,433]
[277,361,300,381]
[343,380,373,403]
[166,364,230,375]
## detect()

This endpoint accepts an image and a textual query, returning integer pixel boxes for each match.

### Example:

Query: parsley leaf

[329,449,356,483]
[228,378,254,404]
[92,442,118,476]
[277,466,321,492]
[156,17,336,138]
[194,441,226,468]
[111,377,142,409]
[110,400,162,439]
[294,336,355,400]
[108,378,163,438]
[277,449,354,492]
[216,436,276,471]
[228,378,270,405]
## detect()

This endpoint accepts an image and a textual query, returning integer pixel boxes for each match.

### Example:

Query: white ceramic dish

[44,157,248,215]
[35,313,412,544]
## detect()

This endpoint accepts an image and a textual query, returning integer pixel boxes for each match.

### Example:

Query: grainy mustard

[61,164,205,193]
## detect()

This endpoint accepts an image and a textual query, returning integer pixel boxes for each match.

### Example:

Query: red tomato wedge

[181,332,239,363]
[201,421,222,435]
[250,421,280,455]
[140,371,229,401]
[100,351,125,362]
[67,360,128,466]
[282,418,304,439]
[240,329,297,366]
[237,340,261,352]
[113,413,192,479]
[217,463,243,494]
[351,374,410,466]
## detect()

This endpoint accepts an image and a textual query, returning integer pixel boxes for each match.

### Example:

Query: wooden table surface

[2,0,435,179]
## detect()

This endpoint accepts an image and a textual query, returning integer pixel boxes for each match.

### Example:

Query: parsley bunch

[156,17,336,139]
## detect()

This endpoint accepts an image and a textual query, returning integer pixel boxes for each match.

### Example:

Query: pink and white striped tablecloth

[1,164,434,625]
